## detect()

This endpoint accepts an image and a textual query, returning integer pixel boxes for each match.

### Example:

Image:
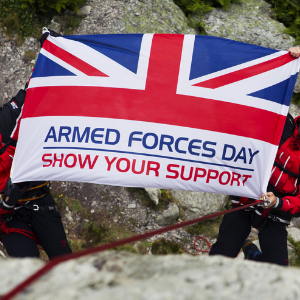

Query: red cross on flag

[11,33,300,198]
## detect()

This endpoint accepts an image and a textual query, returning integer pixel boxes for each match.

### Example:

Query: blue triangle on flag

[248,73,298,105]
[190,35,279,80]
[31,53,76,78]
[64,34,143,74]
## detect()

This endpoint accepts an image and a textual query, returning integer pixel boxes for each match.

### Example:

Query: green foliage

[126,188,167,211]
[137,241,153,254]
[265,0,300,45]
[287,236,300,267]
[82,222,108,248]
[185,215,223,238]
[151,238,185,254]
[0,0,86,38]
[1,13,20,35]
[54,194,88,218]
[173,0,241,33]
[19,0,85,14]
[291,92,300,106]
[64,15,84,35]
[23,50,36,63]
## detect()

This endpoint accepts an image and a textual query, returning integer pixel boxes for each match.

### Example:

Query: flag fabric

[11,33,300,198]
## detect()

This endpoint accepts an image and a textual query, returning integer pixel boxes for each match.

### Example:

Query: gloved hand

[40,28,62,47]
[3,178,22,207]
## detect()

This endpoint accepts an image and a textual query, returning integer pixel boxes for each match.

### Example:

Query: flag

[11,33,300,198]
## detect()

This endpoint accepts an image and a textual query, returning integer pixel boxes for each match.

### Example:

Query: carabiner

[33,205,39,211]
[263,195,271,208]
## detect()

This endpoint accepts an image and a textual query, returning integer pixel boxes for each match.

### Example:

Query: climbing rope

[0,222,39,244]
[0,200,263,300]
[193,236,211,253]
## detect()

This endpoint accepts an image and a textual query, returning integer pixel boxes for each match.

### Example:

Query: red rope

[0,200,263,300]
[0,223,39,244]
[194,236,212,253]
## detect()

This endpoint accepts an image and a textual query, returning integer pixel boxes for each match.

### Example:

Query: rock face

[75,0,195,35]
[0,33,39,103]
[155,204,179,225]
[145,188,161,205]
[288,103,300,119]
[2,251,300,299]
[169,190,228,221]
[203,0,294,49]
[203,0,300,92]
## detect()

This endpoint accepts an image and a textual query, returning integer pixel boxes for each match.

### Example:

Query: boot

[242,240,261,260]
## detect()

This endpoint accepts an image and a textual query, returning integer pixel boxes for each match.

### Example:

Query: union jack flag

[12,33,300,198]
[25,34,298,144]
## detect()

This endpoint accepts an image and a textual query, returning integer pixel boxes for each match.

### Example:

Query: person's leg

[209,209,252,258]
[30,194,72,260]
[1,215,39,258]
[255,220,288,266]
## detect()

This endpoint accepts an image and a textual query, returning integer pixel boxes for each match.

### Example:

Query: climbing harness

[18,181,50,202]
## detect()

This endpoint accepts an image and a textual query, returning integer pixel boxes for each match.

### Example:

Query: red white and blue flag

[11,33,300,198]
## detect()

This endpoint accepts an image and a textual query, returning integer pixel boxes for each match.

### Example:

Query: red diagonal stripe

[193,53,295,89]
[43,39,109,77]
[23,86,285,145]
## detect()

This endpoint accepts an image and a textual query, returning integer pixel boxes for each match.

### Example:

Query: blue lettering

[128,131,143,147]
[58,126,71,142]
[44,126,57,142]
[72,127,90,143]
[175,137,188,154]
[234,147,247,163]
[143,133,158,150]
[202,141,216,158]
[105,129,120,145]
[159,135,174,151]
[249,149,259,164]
[222,144,236,161]
[91,128,104,144]
[188,139,202,156]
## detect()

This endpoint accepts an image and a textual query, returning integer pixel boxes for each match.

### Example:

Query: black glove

[40,29,62,47]
[3,178,23,207]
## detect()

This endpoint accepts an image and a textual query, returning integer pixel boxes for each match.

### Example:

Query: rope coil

[193,236,211,253]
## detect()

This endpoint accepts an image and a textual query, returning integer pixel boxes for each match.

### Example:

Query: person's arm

[288,46,300,58]
[0,89,26,144]
[0,178,29,212]
[262,191,300,214]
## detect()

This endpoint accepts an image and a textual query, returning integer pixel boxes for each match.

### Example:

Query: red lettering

[132,159,145,174]
[231,172,241,186]
[78,154,98,169]
[206,169,219,183]
[64,154,77,168]
[242,174,252,186]
[42,154,52,167]
[146,161,160,176]
[53,153,64,167]
[180,166,193,181]
[116,158,130,172]
[105,156,118,171]
[166,164,179,179]
[219,171,231,185]
[193,168,206,182]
